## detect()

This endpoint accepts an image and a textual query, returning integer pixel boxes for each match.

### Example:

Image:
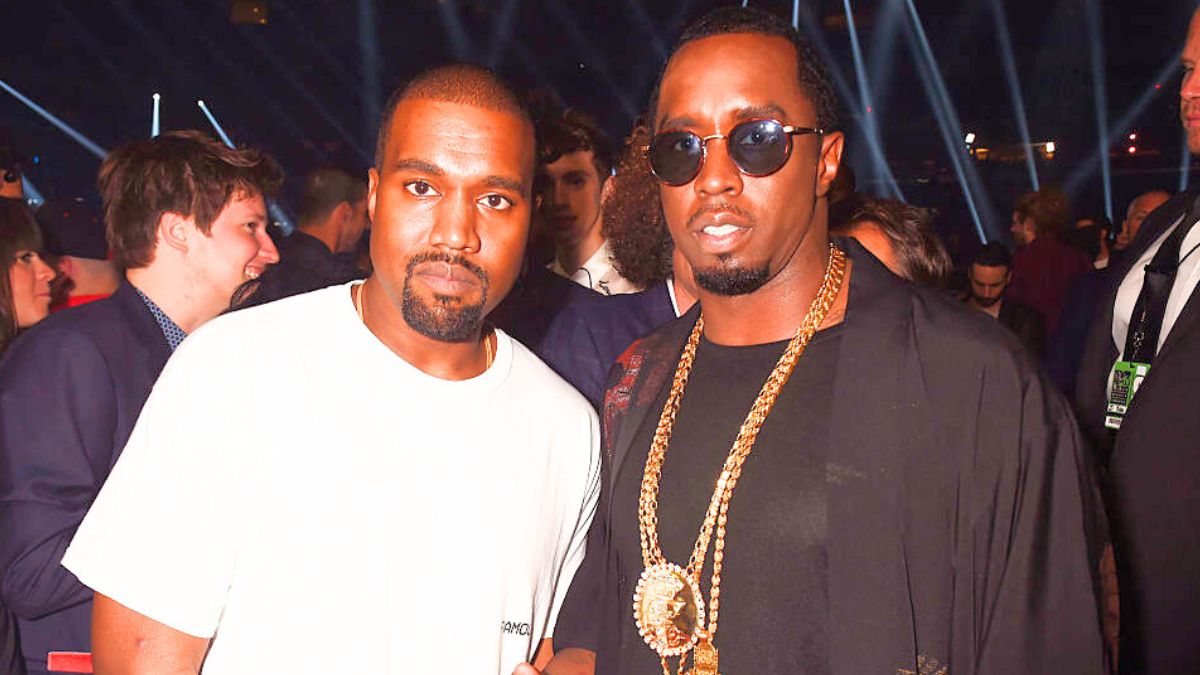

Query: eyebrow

[391,158,446,176]
[656,102,794,133]
[483,175,525,193]
[393,157,524,194]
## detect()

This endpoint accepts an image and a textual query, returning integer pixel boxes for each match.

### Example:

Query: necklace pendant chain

[634,243,846,666]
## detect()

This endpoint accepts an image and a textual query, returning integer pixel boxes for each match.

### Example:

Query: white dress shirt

[1112,212,1200,355]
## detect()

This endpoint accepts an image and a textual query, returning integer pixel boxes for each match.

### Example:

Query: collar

[549,241,616,292]
[133,287,187,351]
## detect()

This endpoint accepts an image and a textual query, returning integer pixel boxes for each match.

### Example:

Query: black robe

[555,240,1110,675]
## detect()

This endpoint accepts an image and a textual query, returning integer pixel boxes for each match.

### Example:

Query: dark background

[1,0,1194,251]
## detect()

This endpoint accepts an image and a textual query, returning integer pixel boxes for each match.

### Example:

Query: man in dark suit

[0,130,282,675]
[1075,10,1200,672]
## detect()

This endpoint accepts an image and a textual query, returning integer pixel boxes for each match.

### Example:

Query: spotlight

[1128,146,1138,155]
[1045,141,1056,153]
[964,132,977,144]
[1128,132,1138,141]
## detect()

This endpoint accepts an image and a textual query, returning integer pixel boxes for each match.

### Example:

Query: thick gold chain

[637,243,846,645]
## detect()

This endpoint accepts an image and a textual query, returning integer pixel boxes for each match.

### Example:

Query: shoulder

[0,295,129,377]
[193,284,347,349]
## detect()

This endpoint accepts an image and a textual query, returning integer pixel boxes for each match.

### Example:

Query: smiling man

[523,7,1107,675]
[0,130,281,675]
[61,66,599,675]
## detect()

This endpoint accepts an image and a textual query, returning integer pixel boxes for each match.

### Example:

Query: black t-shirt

[609,326,841,674]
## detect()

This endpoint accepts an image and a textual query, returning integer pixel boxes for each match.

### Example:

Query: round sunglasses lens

[649,131,704,185]
[730,120,789,176]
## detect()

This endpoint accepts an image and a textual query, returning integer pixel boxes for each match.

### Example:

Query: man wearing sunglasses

[520,7,1107,675]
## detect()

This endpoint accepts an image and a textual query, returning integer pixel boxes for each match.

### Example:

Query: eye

[16,251,35,264]
[671,135,698,153]
[405,180,439,197]
[480,194,514,211]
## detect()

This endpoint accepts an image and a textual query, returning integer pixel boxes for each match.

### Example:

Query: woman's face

[9,249,54,328]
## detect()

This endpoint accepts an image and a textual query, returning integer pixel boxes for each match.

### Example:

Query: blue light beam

[0,78,106,160]
[842,0,905,200]
[358,0,382,150]
[151,93,161,138]
[987,0,1038,190]
[196,99,295,235]
[1084,0,1113,221]
[902,0,989,243]
[439,0,474,61]
[1065,57,1180,195]
[21,177,44,209]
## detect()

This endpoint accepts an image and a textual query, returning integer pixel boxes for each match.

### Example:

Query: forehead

[656,33,815,129]
[1185,9,1200,59]
[542,150,598,176]
[384,99,534,180]
[217,190,266,218]
[971,264,1008,281]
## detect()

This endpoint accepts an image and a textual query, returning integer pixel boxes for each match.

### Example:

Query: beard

[970,292,1002,308]
[400,252,490,343]
[692,255,771,296]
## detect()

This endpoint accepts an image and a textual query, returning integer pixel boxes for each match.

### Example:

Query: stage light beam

[1084,0,1113,221]
[842,0,904,201]
[902,0,991,243]
[987,0,1039,190]
[1181,131,1192,192]
[0,78,107,160]
[151,93,161,138]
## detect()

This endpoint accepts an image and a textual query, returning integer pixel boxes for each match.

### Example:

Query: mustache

[686,202,756,229]
[404,251,489,285]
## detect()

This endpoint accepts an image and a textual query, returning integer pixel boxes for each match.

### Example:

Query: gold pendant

[683,638,719,675]
[633,562,705,657]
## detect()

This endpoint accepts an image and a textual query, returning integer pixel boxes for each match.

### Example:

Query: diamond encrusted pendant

[633,562,705,657]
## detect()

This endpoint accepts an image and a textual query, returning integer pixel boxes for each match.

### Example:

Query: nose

[33,255,54,283]
[428,192,481,253]
[694,136,743,199]
[257,230,280,264]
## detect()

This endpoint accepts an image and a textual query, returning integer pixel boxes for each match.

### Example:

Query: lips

[689,207,754,255]
[412,260,482,295]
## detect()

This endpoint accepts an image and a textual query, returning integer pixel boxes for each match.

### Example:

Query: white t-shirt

[63,282,600,674]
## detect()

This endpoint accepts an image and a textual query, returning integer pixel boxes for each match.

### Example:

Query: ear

[158,212,193,255]
[55,255,75,278]
[367,167,380,224]
[814,131,845,199]
[332,201,352,227]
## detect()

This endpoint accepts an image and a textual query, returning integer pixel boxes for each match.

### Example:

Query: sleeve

[545,405,602,638]
[972,364,1109,674]
[0,329,115,619]
[61,333,249,639]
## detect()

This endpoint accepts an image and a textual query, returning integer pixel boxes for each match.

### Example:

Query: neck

[125,263,224,334]
[697,234,849,346]
[357,277,490,380]
[670,276,698,316]
[65,257,121,296]
[300,222,339,253]
[556,223,606,274]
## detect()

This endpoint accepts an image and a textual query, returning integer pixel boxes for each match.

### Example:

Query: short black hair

[649,6,840,131]
[297,168,367,225]
[537,109,614,180]
[375,63,532,168]
[972,241,1013,269]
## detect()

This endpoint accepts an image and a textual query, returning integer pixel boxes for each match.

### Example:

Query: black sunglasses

[647,118,824,187]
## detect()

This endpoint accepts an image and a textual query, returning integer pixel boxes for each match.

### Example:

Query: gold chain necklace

[633,243,846,675]
[354,282,493,369]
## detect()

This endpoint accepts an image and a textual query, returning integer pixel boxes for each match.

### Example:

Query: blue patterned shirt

[134,288,187,351]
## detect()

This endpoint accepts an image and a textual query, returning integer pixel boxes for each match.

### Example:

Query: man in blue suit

[0,130,282,675]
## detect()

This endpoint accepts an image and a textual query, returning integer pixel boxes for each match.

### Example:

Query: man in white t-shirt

[62,64,600,675]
